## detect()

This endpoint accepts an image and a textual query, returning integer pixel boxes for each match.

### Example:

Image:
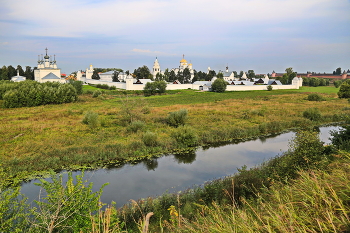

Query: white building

[11,70,26,82]
[34,48,65,83]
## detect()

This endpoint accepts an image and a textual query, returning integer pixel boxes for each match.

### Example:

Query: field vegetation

[0,85,349,186]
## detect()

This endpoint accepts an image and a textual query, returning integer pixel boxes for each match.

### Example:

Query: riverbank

[1,86,349,186]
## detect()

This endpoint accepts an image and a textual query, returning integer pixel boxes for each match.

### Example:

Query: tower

[152,57,161,79]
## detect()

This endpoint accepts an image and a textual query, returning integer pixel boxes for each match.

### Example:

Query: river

[20,126,340,208]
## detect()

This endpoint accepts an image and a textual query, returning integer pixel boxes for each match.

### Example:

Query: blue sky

[0,0,349,74]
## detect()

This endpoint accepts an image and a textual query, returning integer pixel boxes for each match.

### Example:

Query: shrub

[171,126,198,147]
[69,80,83,95]
[142,131,158,146]
[166,109,188,127]
[267,85,273,91]
[109,86,116,90]
[334,80,342,88]
[211,79,227,93]
[92,90,102,98]
[303,108,321,121]
[307,93,324,101]
[127,120,145,133]
[331,124,350,151]
[338,79,350,98]
[82,111,100,129]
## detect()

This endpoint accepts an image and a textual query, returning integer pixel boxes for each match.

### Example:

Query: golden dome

[180,58,187,63]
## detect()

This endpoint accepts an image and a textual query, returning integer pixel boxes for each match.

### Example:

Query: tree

[206,70,216,81]
[134,65,151,80]
[211,78,227,92]
[7,65,16,79]
[334,80,342,88]
[217,72,224,79]
[24,66,33,80]
[91,70,100,80]
[1,66,8,80]
[155,72,164,81]
[335,67,342,75]
[163,68,170,82]
[16,65,24,76]
[337,79,350,98]
[183,68,191,83]
[112,71,120,82]
[169,70,176,82]
[248,70,255,79]
[285,67,296,84]
[177,70,184,83]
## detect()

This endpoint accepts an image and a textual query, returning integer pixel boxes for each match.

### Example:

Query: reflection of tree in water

[174,150,197,164]
[259,137,267,143]
[143,159,158,171]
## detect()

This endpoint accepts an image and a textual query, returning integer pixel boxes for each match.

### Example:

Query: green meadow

[0,86,349,186]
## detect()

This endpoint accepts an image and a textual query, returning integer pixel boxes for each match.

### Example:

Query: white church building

[34,48,65,83]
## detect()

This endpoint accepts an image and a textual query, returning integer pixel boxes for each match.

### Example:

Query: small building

[11,70,26,82]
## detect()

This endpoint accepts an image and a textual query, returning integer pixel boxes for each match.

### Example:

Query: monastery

[34,48,65,83]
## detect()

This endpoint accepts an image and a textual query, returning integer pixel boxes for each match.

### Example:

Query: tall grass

[170,154,350,232]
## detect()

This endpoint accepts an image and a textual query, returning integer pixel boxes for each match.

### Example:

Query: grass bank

[0,86,349,186]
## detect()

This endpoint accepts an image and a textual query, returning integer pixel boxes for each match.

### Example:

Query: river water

[20,126,340,208]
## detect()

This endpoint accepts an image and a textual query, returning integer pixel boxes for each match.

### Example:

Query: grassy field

[0,86,349,185]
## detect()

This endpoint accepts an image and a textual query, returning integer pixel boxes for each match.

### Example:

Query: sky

[0,0,349,75]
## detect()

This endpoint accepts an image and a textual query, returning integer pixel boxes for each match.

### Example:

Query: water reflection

[173,150,197,164]
[20,126,341,208]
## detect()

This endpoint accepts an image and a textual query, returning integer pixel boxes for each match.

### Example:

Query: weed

[303,108,322,121]
[166,109,188,127]
[82,111,100,129]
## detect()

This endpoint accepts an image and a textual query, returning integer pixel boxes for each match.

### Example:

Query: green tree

[211,78,227,92]
[16,65,24,76]
[134,65,151,79]
[143,82,157,96]
[91,70,100,80]
[206,70,216,81]
[163,68,170,82]
[217,72,224,79]
[7,65,16,79]
[183,68,191,83]
[335,67,342,75]
[285,67,296,84]
[24,66,33,80]
[169,70,176,82]
[1,66,8,80]
[337,79,350,98]
[248,70,255,79]
[334,80,342,88]
[112,70,120,82]
[177,70,184,83]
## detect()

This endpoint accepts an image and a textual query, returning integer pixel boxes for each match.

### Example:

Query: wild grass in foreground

[167,153,350,232]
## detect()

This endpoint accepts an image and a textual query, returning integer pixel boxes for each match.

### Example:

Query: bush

[166,109,188,127]
[267,85,273,91]
[69,80,83,95]
[171,126,198,147]
[211,79,227,93]
[303,108,322,121]
[142,131,158,146]
[331,124,350,151]
[82,111,100,129]
[1,81,78,108]
[109,86,116,90]
[307,93,324,101]
[127,120,145,133]
[143,81,167,96]
[92,90,102,98]
[334,80,342,88]
[338,79,350,98]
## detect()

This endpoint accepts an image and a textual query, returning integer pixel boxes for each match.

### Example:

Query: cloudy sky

[0,0,349,74]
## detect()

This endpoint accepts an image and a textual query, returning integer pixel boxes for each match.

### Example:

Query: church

[152,55,195,81]
[34,48,65,83]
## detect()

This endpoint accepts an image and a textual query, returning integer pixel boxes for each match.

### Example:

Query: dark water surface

[20,126,340,207]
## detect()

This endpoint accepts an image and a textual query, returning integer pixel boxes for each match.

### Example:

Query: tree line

[0,65,35,80]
